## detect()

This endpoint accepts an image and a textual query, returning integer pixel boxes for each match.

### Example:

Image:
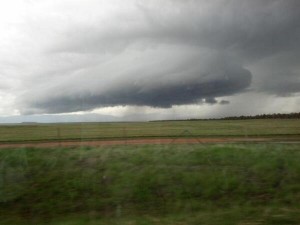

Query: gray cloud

[204,98,218,105]
[25,70,251,113]
[54,0,300,61]
[1,0,299,115]
[219,100,230,105]
[19,49,252,114]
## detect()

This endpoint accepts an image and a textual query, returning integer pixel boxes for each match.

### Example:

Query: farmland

[0,119,300,224]
[0,119,300,143]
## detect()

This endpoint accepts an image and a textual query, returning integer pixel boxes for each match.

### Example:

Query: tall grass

[0,144,300,224]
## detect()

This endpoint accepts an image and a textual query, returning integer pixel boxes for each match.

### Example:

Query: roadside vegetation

[1,144,299,224]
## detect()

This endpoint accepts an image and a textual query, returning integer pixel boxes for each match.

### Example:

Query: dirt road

[0,137,289,148]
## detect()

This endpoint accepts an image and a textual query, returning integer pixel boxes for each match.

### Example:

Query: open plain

[0,119,300,225]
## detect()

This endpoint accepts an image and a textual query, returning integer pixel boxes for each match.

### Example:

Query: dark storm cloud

[219,100,230,105]
[20,53,252,114]
[14,0,300,114]
[205,98,218,105]
[55,0,300,61]
[26,67,251,113]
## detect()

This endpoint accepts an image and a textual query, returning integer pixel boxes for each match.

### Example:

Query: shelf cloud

[19,48,252,114]
[0,0,299,116]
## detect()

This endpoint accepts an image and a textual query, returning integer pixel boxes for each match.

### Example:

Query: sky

[0,0,300,122]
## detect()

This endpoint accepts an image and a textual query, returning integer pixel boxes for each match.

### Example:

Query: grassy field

[1,144,300,225]
[0,119,300,143]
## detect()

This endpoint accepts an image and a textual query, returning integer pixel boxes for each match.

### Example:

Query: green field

[0,119,300,143]
[0,119,299,224]
[1,144,300,225]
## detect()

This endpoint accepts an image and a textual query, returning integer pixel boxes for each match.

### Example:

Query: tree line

[221,112,300,120]
[150,112,300,122]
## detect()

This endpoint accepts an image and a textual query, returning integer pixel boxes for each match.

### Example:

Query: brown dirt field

[0,137,280,149]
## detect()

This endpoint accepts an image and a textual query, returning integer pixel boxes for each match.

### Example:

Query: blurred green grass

[0,119,300,142]
[1,144,300,224]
